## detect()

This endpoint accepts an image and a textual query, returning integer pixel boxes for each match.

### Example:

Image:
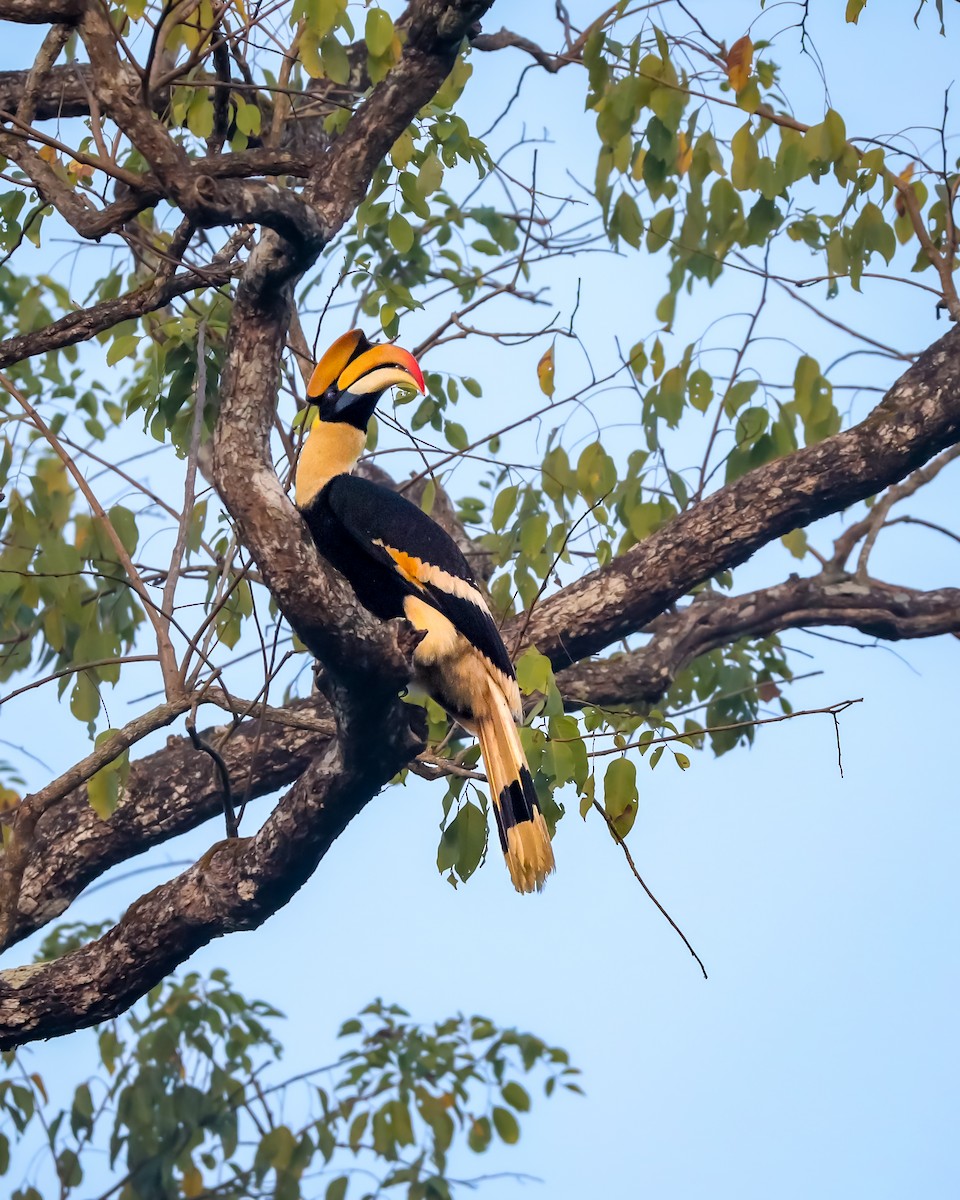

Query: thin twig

[592,799,708,979]
[0,371,180,694]
[186,706,237,839]
[165,321,208,657]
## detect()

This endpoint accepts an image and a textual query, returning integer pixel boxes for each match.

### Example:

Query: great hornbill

[295,329,555,893]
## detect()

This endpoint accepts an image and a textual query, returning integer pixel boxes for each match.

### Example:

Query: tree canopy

[0,0,957,1052]
[0,946,576,1199]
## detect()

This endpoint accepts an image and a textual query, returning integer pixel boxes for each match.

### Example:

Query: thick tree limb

[7,571,956,958]
[4,698,336,953]
[0,693,421,1048]
[0,62,92,120]
[0,0,492,1048]
[0,0,80,21]
[520,322,960,667]
[556,575,960,708]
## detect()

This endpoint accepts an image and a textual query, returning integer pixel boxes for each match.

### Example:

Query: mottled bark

[0,0,79,21]
[522,323,960,667]
[0,0,492,1048]
[7,698,335,951]
[0,0,958,1049]
[556,576,960,708]
[0,704,422,1047]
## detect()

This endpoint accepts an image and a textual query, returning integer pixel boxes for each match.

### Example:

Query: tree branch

[556,575,960,708]
[0,0,80,21]
[2,697,336,953]
[516,322,960,666]
[0,62,93,120]
[7,569,956,958]
[0,250,241,371]
[0,702,421,1048]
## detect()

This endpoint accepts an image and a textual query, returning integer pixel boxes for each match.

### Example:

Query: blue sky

[3,2,959,1198]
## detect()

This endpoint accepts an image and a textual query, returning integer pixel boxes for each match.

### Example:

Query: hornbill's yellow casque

[295,329,555,893]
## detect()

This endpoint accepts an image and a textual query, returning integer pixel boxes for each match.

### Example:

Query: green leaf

[805,109,846,163]
[235,100,262,137]
[388,211,414,253]
[438,800,487,883]
[612,192,644,247]
[326,1178,348,1200]
[87,734,130,820]
[468,1116,492,1153]
[445,420,468,451]
[419,478,436,515]
[731,123,759,190]
[106,334,138,366]
[537,343,555,397]
[646,205,674,252]
[492,1105,520,1145]
[576,442,616,500]
[56,1148,82,1188]
[603,756,638,839]
[845,0,868,24]
[108,505,139,555]
[321,35,350,84]
[365,8,394,56]
[299,31,323,77]
[781,528,809,559]
[515,646,554,696]
[519,512,548,558]
[417,152,444,199]
[492,484,518,531]
[501,1081,531,1112]
[186,93,214,139]
[70,673,100,723]
[688,368,713,412]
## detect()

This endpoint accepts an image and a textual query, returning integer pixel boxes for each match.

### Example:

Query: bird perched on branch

[295,329,555,893]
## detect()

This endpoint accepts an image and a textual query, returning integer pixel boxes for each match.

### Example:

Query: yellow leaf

[67,159,95,183]
[537,343,555,398]
[181,1165,203,1198]
[725,35,753,93]
[38,143,59,165]
[676,130,692,175]
[893,162,915,217]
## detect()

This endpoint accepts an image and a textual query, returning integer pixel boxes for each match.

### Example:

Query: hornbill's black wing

[323,474,515,681]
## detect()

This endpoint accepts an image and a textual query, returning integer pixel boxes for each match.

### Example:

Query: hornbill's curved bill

[295,329,555,893]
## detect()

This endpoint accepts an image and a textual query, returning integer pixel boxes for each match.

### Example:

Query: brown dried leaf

[725,35,753,93]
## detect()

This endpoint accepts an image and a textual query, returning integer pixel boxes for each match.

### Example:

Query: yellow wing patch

[374,540,490,611]
[381,545,428,590]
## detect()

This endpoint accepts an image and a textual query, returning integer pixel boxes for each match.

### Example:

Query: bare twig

[591,799,708,979]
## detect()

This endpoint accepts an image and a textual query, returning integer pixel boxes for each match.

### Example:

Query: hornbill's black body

[295,330,555,893]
